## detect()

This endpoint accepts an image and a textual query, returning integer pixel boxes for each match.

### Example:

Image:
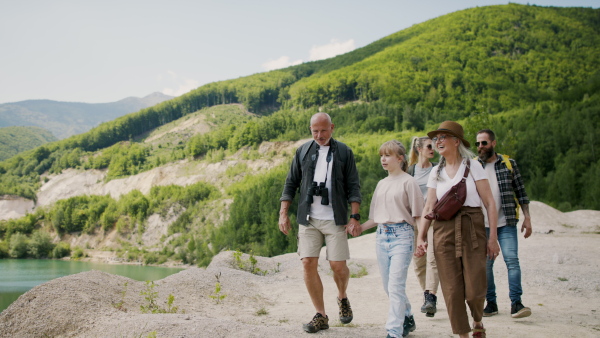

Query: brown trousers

[433,207,487,335]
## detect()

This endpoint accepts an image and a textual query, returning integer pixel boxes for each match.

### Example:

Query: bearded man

[476,129,533,319]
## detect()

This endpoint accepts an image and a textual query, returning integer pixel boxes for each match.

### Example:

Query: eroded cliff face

[0,195,34,221]
[0,139,305,256]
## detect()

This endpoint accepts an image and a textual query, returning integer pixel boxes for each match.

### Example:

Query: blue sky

[0,0,597,104]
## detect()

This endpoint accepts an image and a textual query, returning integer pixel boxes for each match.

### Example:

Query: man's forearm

[521,203,530,218]
[350,201,360,215]
[280,200,291,215]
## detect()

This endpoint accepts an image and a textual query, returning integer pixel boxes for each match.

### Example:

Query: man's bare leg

[329,260,349,300]
[303,257,326,316]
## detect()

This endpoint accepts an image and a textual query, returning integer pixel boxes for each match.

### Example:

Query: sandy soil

[1,201,599,337]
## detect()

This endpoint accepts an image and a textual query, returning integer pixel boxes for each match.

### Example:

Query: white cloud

[309,39,356,61]
[262,56,303,71]
[160,71,199,97]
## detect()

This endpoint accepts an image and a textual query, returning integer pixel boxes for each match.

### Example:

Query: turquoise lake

[0,259,183,313]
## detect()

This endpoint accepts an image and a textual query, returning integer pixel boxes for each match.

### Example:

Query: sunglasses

[422,144,433,150]
[475,141,489,147]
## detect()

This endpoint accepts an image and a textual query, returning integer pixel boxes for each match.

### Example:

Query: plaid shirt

[478,154,529,227]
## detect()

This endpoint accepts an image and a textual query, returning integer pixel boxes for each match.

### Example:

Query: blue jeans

[376,223,414,338]
[486,226,522,304]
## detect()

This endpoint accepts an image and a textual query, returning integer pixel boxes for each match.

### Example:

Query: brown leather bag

[425,160,470,221]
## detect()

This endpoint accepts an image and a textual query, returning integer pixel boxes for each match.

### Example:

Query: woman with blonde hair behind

[415,121,500,338]
[356,140,423,337]
[407,136,439,318]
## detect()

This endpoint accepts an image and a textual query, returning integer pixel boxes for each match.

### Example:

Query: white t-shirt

[368,173,424,226]
[309,146,334,220]
[414,165,434,201]
[482,163,507,228]
[427,158,488,207]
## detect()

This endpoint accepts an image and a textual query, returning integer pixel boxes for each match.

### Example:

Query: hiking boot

[337,297,353,324]
[402,315,416,337]
[420,291,437,317]
[511,301,531,318]
[483,301,498,317]
[303,313,329,333]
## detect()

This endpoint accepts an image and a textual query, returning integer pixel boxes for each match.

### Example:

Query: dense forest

[0,126,57,161]
[1,4,598,264]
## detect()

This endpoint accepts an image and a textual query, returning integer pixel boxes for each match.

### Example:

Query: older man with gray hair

[279,112,362,333]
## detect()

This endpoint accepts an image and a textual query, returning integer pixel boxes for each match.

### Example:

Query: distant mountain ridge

[0,92,174,139]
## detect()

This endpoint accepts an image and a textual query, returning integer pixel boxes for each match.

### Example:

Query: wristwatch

[350,214,361,221]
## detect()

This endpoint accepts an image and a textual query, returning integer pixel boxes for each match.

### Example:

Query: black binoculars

[306,181,329,205]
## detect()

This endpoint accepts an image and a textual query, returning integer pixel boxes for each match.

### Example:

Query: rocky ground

[1,201,599,337]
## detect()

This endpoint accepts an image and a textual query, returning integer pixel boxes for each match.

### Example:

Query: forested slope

[0,4,598,264]
[0,127,57,161]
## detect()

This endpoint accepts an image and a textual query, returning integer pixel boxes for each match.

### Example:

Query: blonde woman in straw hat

[414,121,500,338]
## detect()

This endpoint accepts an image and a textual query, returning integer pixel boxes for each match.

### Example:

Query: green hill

[1,4,599,263]
[0,126,57,161]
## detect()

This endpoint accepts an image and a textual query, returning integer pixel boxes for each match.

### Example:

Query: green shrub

[27,231,54,258]
[125,251,139,262]
[116,216,129,234]
[52,242,71,258]
[71,246,85,259]
[9,233,29,258]
[0,240,8,258]
[144,252,159,265]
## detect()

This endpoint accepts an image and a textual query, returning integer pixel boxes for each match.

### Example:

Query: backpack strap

[299,141,315,162]
[498,153,520,219]
[500,153,513,172]
[333,139,348,163]
[462,159,471,180]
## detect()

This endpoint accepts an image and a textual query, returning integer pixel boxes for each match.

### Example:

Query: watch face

[351,214,360,220]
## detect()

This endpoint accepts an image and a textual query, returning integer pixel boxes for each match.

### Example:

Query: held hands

[345,219,362,237]
[415,237,428,257]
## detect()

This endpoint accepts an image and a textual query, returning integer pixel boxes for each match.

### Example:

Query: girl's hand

[487,238,500,260]
[415,238,428,257]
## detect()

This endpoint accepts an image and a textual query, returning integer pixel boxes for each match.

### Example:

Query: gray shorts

[298,217,350,261]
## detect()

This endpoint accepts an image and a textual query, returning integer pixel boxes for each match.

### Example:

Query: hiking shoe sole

[425,311,435,317]
[483,311,498,317]
[512,307,531,318]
